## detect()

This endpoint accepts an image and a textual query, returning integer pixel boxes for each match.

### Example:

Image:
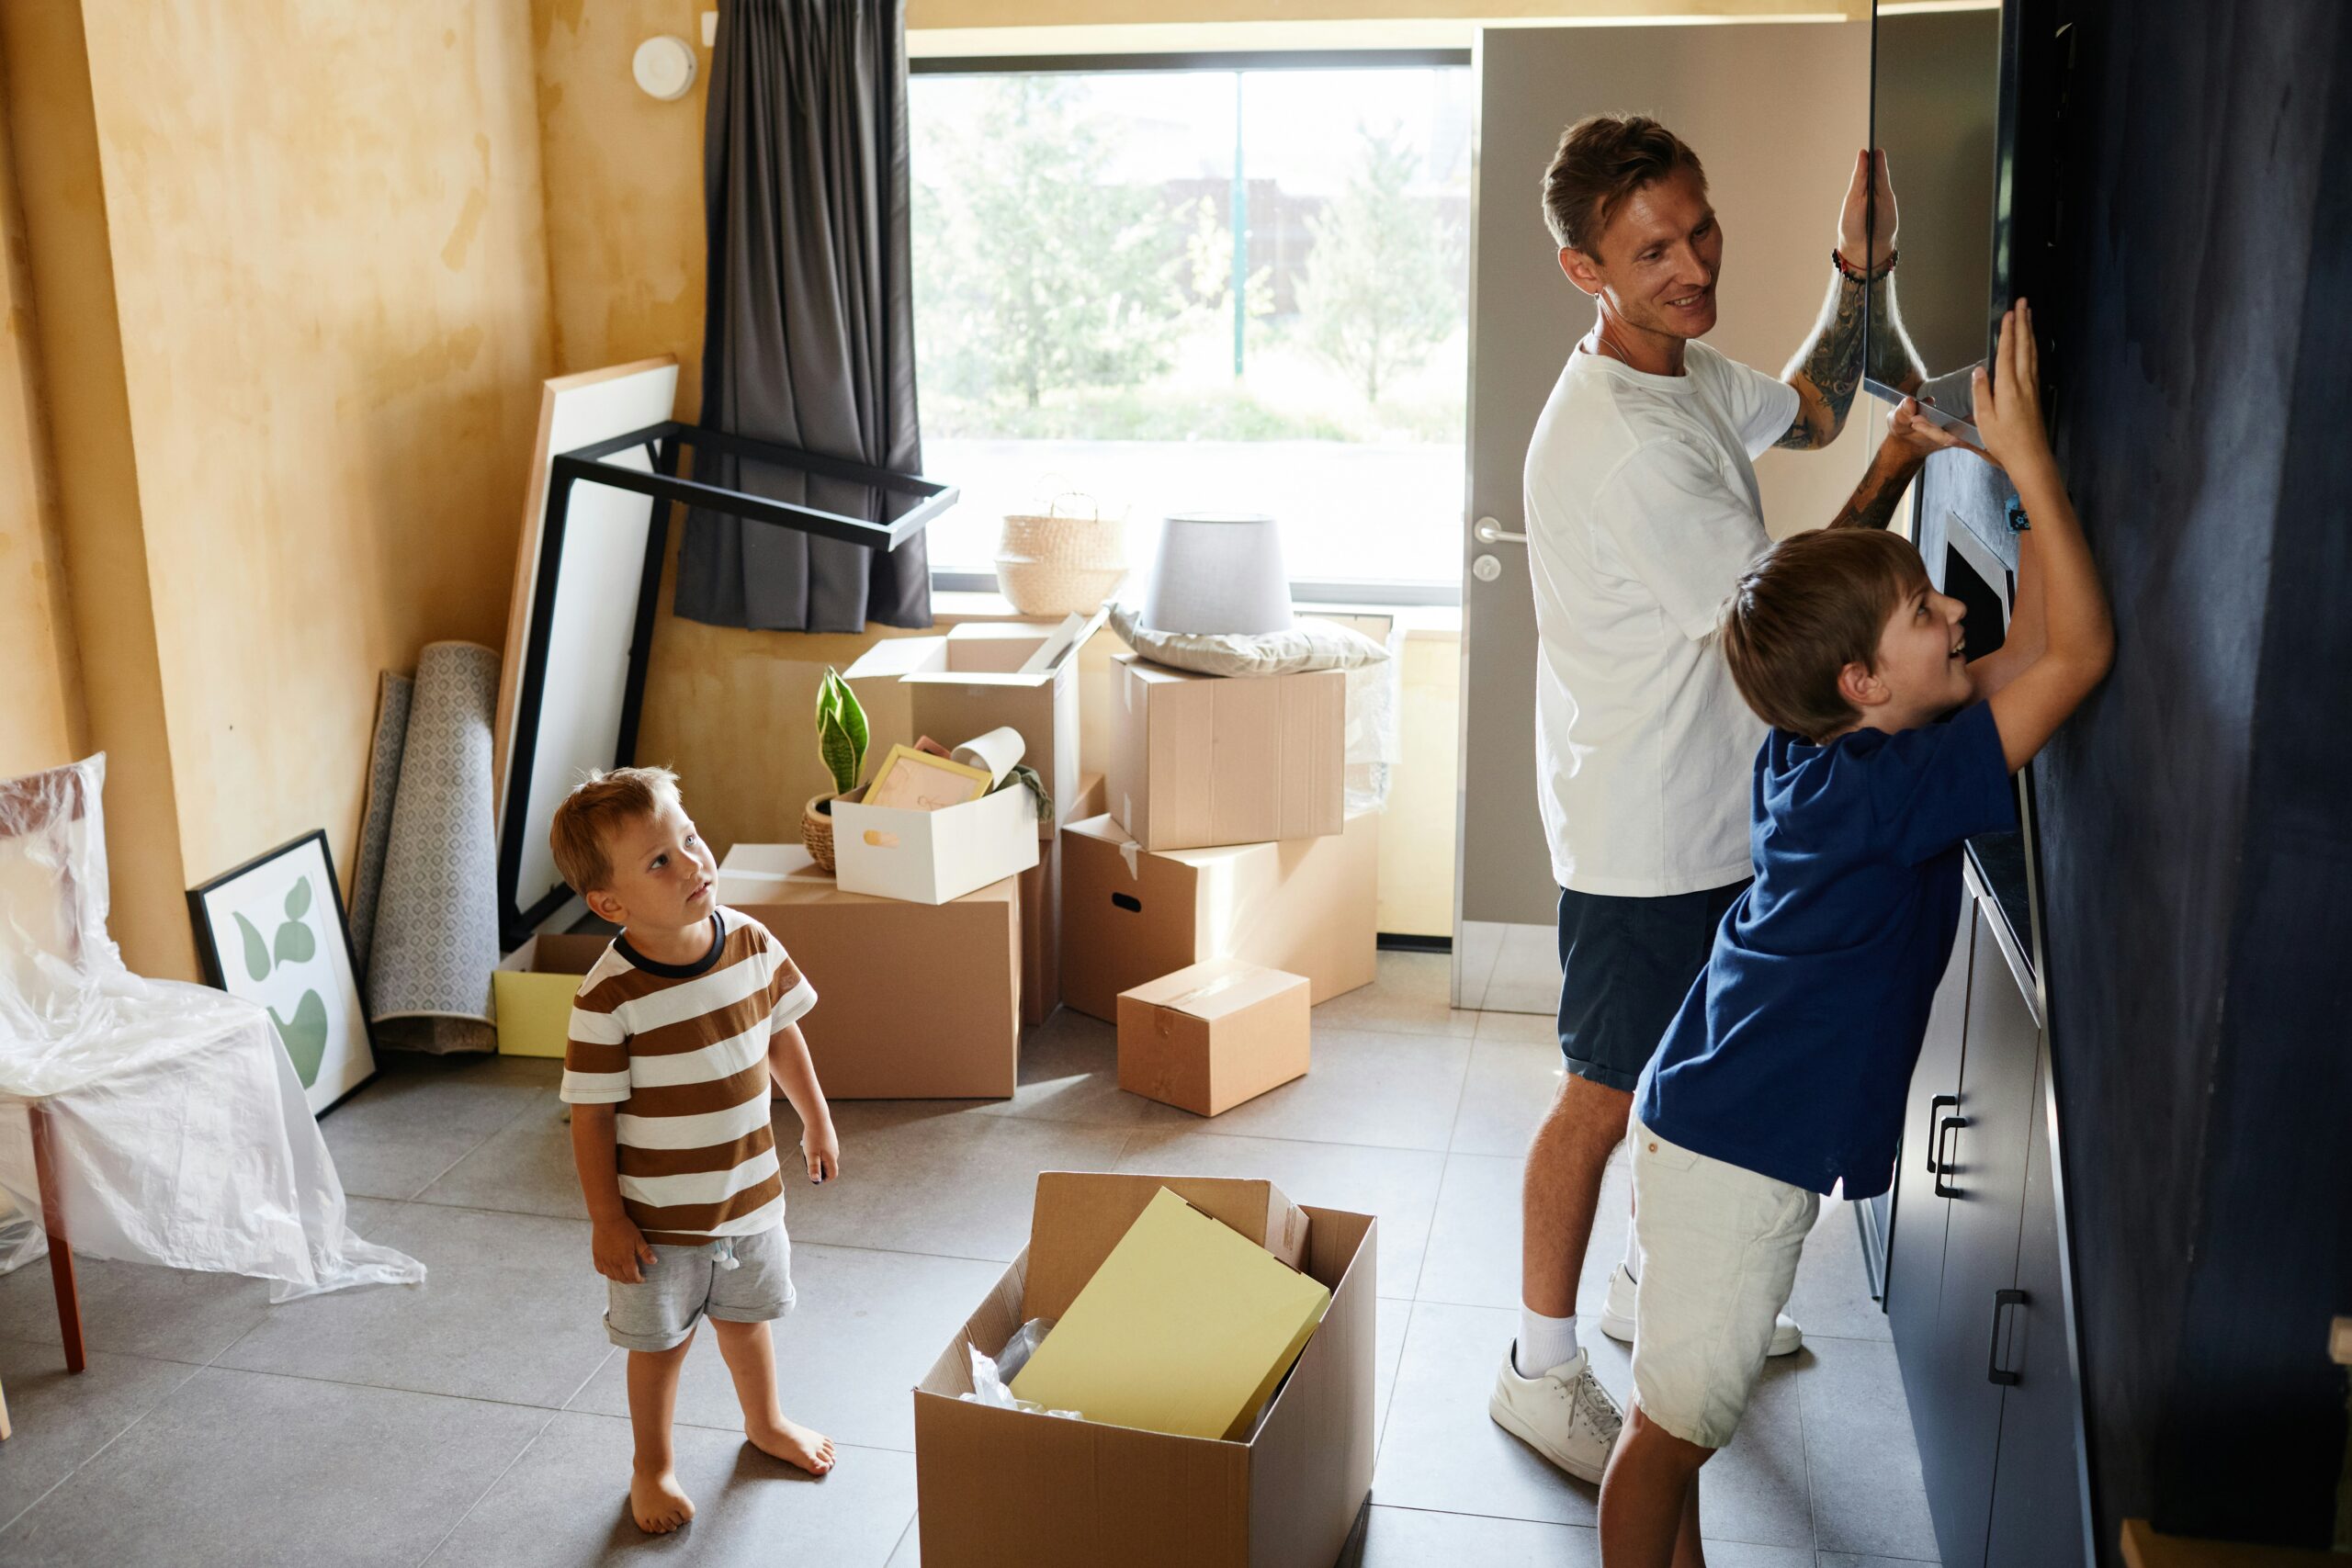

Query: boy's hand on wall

[1972,302,2053,476]
[593,1216,658,1283]
[802,1120,842,1185]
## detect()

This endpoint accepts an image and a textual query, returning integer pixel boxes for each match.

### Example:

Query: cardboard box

[1109,656,1345,852]
[716,842,1019,1098]
[1009,1187,1330,1440]
[831,780,1040,906]
[914,1172,1374,1568]
[845,609,1104,844]
[490,932,612,1057]
[1118,960,1311,1117]
[1060,808,1380,1023]
[1017,771,1106,1026]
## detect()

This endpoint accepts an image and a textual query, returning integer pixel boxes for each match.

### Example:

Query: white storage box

[831,781,1042,905]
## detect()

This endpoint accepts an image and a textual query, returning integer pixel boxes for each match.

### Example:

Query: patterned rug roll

[364,641,501,1054]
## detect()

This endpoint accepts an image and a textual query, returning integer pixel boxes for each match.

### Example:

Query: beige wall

[3,1,554,977]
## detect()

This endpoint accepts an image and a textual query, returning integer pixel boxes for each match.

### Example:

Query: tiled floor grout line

[1792,1321,1821,1554]
[0,1353,207,1539]
[411,1404,567,1568]
[886,1509,919,1566]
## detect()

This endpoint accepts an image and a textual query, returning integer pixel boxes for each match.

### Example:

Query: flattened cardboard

[831,781,1040,905]
[1023,1172,1310,1319]
[491,932,613,1057]
[1060,807,1380,1023]
[1110,656,1345,852]
[1118,959,1310,1117]
[715,843,1019,1098]
[1016,771,1106,1026]
[1008,1189,1329,1440]
[912,1172,1376,1568]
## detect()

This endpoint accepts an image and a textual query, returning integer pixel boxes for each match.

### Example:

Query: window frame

[909,48,1473,608]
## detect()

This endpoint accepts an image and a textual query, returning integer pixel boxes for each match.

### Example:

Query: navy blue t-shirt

[1634,702,2018,1199]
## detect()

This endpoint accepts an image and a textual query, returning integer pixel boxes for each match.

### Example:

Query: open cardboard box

[845,609,1104,845]
[491,931,614,1057]
[914,1172,1375,1568]
[1060,807,1380,1023]
[716,842,1020,1098]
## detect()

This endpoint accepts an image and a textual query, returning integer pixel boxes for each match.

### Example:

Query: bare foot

[629,1467,695,1533]
[746,1413,836,1476]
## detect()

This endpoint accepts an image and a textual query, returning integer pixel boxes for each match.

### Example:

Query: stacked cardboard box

[914,1172,1376,1568]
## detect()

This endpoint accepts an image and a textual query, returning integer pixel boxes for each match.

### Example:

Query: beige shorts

[1629,1119,1819,1450]
[605,1226,796,1353]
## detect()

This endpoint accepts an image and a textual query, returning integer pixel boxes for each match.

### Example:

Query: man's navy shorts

[1555,880,1749,1092]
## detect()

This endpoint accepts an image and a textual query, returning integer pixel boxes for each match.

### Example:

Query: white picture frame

[188,830,377,1116]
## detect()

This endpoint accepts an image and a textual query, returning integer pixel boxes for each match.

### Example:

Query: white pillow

[1108,603,1391,678]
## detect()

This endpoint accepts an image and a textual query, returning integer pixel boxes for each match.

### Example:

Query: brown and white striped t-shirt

[559,907,816,1244]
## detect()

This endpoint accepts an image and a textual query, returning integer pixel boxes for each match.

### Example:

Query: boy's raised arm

[1973,302,2114,770]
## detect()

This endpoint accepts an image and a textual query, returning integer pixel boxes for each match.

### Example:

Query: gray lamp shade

[1139,513,1295,635]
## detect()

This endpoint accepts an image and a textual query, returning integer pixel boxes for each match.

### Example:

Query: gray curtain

[677,0,932,633]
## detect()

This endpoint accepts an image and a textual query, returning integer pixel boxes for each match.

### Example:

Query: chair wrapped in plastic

[0,754,423,1371]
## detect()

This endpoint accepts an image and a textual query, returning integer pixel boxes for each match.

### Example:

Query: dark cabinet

[1885,875,2094,1568]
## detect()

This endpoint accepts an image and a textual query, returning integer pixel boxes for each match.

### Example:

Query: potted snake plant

[801,666,868,874]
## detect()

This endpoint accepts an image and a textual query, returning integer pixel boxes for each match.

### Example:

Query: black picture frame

[187,829,377,1118]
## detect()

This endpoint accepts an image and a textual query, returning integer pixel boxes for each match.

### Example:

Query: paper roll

[951,726,1027,787]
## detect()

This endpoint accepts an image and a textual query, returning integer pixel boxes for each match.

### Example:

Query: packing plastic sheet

[0,754,423,1301]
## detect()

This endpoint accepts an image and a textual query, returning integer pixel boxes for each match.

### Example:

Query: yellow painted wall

[0,48,87,781]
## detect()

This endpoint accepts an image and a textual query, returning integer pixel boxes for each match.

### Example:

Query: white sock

[1515,1307,1580,1379]
[1622,1216,1644,1285]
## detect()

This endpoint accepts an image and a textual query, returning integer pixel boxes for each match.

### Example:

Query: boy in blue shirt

[1597,303,2113,1565]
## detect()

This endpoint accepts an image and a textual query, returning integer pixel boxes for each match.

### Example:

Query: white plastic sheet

[0,754,422,1302]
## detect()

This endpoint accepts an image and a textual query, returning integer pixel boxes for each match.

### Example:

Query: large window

[910,59,1472,596]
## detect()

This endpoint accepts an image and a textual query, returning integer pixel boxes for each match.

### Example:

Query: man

[1487,115,1949,1484]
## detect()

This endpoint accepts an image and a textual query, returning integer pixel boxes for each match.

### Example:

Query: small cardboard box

[491,932,613,1057]
[1017,771,1106,1025]
[831,780,1040,906]
[1008,1187,1330,1440]
[913,1172,1374,1568]
[1109,655,1345,852]
[1061,807,1379,1023]
[1118,960,1311,1117]
[716,842,1019,1099]
[845,609,1104,844]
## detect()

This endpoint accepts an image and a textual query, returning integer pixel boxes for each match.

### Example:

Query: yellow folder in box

[1009,1186,1332,1441]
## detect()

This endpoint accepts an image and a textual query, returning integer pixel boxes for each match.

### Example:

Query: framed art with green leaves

[188,829,376,1116]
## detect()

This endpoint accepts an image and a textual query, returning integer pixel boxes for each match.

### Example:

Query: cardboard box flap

[944,621,1052,672]
[919,1251,1032,1399]
[1023,1172,1308,1322]
[1125,959,1307,1023]
[842,636,944,682]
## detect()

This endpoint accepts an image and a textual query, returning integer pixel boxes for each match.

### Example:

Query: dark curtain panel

[677,0,931,633]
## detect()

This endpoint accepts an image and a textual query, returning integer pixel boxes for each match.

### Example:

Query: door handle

[1474,515,1527,545]
[1924,1093,1960,1172]
[1986,1288,2028,1385]
[1932,1114,1968,1198]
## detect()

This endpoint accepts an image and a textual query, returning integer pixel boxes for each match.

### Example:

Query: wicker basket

[800,784,865,874]
[994,493,1126,616]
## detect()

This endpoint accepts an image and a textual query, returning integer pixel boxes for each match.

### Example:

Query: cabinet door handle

[1932,1115,1968,1198]
[1925,1094,1960,1172]
[1986,1288,2028,1385]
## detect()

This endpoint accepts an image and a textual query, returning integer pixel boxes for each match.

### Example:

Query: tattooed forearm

[1866,272,1927,395]
[1826,448,1918,530]
[1776,270,1866,450]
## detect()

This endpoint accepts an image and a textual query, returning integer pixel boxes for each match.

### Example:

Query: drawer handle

[1932,1115,1968,1198]
[1925,1094,1960,1172]
[1987,1288,2028,1385]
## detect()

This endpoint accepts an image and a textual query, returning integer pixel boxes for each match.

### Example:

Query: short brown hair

[1542,114,1707,254]
[548,765,682,896]
[1720,530,1928,742]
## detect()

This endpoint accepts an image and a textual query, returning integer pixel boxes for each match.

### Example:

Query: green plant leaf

[274,917,316,965]
[815,668,869,794]
[232,911,271,982]
[268,989,329,1089]
[285,876,312,919]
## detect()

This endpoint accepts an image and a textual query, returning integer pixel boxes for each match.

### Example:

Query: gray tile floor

[0,952,1940,1567]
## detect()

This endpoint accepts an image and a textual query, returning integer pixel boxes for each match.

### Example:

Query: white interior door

[1454,20,1873,1010]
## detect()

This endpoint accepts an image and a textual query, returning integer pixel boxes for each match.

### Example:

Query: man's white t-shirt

[1523,339,1800,897]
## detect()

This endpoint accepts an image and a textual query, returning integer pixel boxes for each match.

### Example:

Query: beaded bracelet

[1833,246,1896,282]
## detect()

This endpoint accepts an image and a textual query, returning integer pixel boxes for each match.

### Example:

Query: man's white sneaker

[1599,1261,1804,1356]
[1488,1344,1623,1483]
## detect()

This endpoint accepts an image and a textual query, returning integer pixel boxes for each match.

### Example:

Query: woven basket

[994,493,1126,616]
[800,784,866,874]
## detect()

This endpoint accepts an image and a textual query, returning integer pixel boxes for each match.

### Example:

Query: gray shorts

[605,1226,796,1352]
